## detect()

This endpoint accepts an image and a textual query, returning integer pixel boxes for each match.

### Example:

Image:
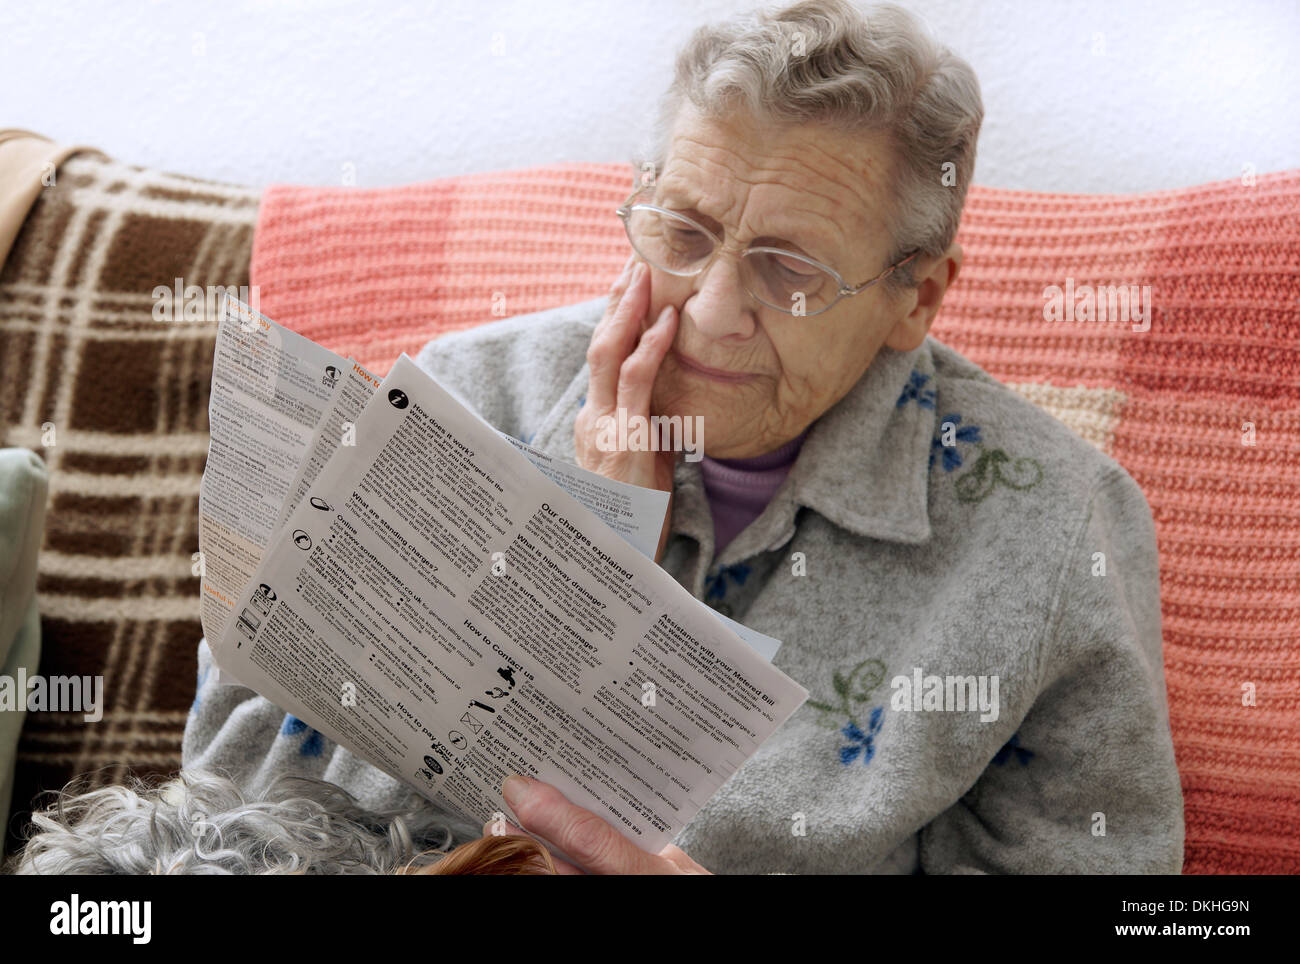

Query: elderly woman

[181,0,1184,874]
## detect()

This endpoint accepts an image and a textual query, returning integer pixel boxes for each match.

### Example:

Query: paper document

[200,295,807,857]
[497,431,671,561]
[198,299,349,643]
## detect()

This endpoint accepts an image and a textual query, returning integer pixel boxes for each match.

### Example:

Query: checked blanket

[0,149,258,856]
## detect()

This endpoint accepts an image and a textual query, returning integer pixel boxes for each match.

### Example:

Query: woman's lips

[671,349,755,383]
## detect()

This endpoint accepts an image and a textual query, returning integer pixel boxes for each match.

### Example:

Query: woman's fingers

[584,258,637,413]
[575,257,682,496]
[657,843,711,874]
[585,260,651,414]
[499,776,664,875]
[587,259,647,412]
[615,302,677,419]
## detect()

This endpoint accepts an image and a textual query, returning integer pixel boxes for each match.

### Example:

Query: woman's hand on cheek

[482,774,712,875]
[576,258,681,556]
[577,258,681,560]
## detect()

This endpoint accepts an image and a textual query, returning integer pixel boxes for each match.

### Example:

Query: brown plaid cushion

[0,151,258,856]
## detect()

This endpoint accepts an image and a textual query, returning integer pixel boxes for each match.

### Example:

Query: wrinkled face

[645,105,909,459]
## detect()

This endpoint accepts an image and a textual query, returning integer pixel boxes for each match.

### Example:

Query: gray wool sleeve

[919,465,1185,874]
[182,636,329,791]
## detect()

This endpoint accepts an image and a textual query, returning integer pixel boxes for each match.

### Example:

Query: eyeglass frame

[615,186,920,317]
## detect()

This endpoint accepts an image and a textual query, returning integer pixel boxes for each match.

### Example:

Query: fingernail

[656,305,674,325]
[502,774,530,808]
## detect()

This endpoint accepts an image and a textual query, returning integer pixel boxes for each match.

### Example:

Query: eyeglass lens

[624,207,839,313]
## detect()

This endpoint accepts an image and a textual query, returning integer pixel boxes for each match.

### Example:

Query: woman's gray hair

[5,768,483,875]
[641,0,982,290]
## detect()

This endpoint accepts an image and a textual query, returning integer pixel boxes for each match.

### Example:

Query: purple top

[699,429,810,556]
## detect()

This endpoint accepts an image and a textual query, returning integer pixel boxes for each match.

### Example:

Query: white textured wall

[2,0,1297,192]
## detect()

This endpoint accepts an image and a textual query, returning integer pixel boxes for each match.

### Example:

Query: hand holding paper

[486,774,712,875]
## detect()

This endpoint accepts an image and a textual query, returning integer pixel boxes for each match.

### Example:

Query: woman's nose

[687,255,756,340]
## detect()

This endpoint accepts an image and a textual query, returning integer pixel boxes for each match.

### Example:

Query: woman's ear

[885,241,963,352]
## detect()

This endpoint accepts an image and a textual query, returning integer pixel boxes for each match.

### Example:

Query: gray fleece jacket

[183,297,1185,874]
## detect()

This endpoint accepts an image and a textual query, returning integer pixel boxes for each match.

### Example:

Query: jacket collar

[529,332,937,568]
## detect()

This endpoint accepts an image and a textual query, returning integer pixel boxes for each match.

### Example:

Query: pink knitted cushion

[250,163,1300,874]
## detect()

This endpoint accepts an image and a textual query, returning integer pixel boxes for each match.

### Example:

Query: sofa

[0,130,1296,872]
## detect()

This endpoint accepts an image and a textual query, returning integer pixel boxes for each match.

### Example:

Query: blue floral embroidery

[896,369,936,409]
[577,393,586,408]
[930,412,1045,503]
[280,714,324,757]
[704,562,751,602]
[807,658,887,766]
[840,706,884,765]
[992,731,1034,767]
[929,413,983,471]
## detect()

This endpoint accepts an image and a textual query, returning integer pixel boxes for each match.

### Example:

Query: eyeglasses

[615,187,919,317]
